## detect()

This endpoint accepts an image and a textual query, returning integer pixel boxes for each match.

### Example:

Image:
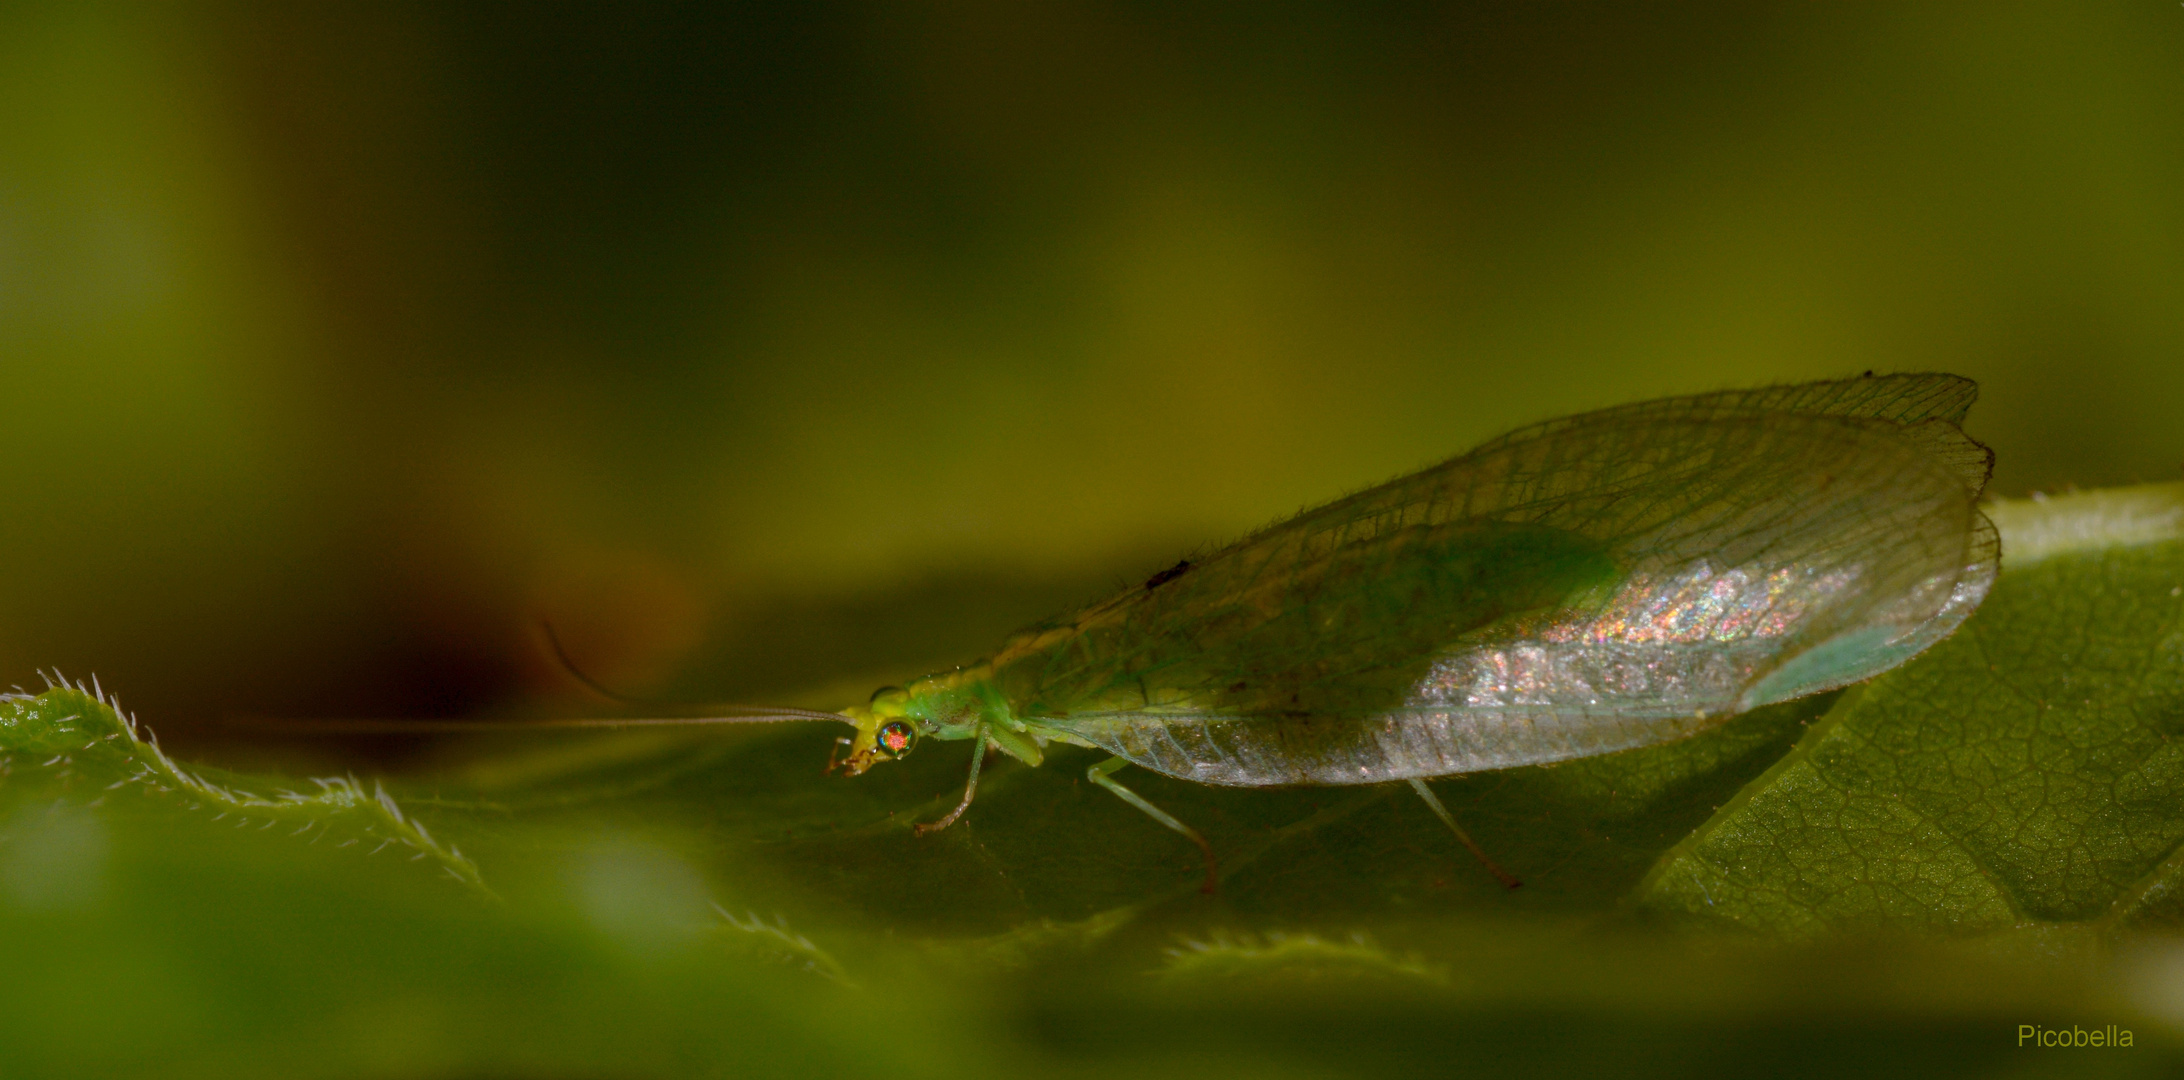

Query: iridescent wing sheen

[992,374,1996,787]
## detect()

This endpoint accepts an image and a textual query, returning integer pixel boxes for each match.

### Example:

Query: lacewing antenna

[242,709,855,735]
[227,623,856,734]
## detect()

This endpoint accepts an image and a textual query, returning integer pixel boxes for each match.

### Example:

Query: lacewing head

[832,686,919,777]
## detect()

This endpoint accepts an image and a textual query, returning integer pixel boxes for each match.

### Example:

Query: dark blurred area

[2,2,2178,744]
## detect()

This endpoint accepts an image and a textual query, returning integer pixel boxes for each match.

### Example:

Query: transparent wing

[994,374,1995,787]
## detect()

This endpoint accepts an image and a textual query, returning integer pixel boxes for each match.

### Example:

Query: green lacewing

[818,372,1997,887]
[337,373,1999,890]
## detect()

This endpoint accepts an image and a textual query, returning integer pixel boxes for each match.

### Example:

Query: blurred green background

[2,1,2179,740]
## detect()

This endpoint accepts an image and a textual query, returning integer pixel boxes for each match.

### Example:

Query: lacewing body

[841,373,1994,784]
[817,374,1996,887]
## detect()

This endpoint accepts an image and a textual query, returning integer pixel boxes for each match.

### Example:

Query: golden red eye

[876,720,916,756]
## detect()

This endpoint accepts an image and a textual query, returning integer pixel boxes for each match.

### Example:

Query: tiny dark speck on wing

[1145,560,1193,590]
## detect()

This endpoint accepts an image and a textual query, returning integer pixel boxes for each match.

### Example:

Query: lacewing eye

[876,721,916,757]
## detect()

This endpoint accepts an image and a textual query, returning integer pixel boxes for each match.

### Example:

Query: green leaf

[6,485,2184,1076]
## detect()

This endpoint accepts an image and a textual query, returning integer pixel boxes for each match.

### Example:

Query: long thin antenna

[225,624,859,735]
[240,709,853,735]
